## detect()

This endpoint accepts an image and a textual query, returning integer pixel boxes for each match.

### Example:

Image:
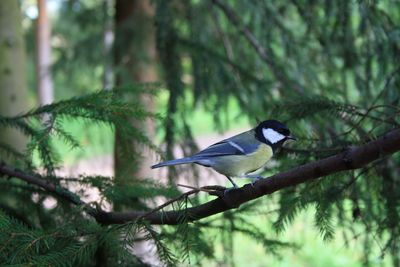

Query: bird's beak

[287,135,297,141]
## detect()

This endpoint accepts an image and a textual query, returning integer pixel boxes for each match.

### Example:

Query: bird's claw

[223,185,239,196]
[249,176,263,187]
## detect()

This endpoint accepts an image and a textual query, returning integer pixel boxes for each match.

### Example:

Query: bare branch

[136,185,225,221]
[1,129,399,225]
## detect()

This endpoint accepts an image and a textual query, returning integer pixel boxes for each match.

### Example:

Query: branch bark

[1,128,399,225]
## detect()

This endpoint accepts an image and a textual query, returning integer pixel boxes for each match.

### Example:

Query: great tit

[151,119,295,188]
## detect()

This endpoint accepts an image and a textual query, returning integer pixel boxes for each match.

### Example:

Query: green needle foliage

[0,87,177,266]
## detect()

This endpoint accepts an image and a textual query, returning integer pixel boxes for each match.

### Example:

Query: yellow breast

[211,143,273,177]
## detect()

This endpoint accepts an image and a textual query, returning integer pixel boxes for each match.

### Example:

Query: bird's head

[255,120,296,147]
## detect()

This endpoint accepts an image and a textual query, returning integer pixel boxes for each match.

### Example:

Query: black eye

[278,128,290,135]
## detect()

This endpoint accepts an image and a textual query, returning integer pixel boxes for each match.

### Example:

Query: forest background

[0,0,399,266]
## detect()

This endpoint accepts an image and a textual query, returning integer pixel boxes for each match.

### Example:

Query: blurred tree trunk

[113,0,157,187]
[103,0,114,90]
[36,0,54,106]
[0,0,29,153]
[100,1,158,265]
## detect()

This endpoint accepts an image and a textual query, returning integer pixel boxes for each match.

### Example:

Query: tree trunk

[102,0,114,91]
[0,0,29,153]
[111,1,158,264]
[114,0,157,186]
[36,0,54,106]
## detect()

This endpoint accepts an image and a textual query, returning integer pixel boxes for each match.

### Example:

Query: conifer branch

[0,163,98,218]
[0,163,83,206]
[211,0,303,93]
[1,128,399,225]
[211,0,272,65]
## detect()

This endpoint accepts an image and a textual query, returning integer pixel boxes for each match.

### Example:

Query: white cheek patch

[262,128,285,144]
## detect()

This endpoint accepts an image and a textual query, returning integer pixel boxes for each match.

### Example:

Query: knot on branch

[342,146,356,169]
[220,187,247,209]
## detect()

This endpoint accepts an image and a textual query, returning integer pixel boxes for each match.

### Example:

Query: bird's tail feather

[151,157,197,169]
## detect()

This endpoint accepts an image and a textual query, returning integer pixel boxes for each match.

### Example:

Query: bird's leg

[224,176,239,196]
[225,176,238,189]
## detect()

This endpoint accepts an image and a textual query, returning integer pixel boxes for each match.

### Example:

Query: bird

[151,119,295,188]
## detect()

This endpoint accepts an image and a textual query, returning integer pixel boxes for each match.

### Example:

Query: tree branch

[1,129,399,225]
[210,0,303,93]
[211,0,272,65]
[0,163,84,206]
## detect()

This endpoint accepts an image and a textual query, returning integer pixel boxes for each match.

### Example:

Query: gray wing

[193,131,260,159]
